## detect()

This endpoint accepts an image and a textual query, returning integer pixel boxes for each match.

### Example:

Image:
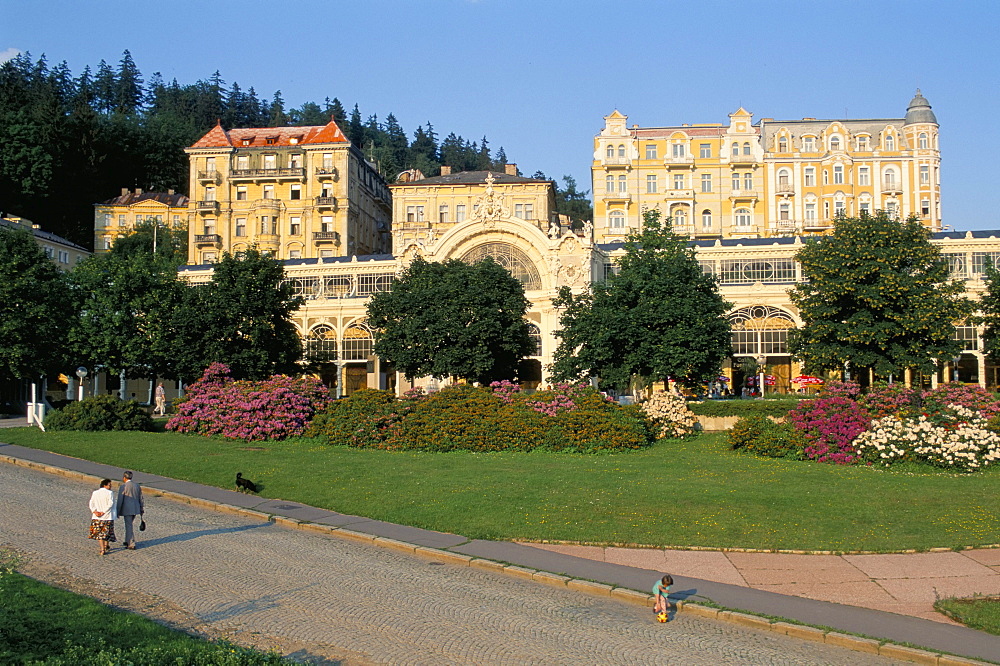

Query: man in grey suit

[116,470,145,550]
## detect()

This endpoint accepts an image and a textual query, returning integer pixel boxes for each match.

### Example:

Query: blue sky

[3,0,998,229]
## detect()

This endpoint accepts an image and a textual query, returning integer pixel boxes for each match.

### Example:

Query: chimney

[134,188,143,195]
[440,165,451,175]
[121,187,129,196]
[504,163,517,176]
[168,189,175,195]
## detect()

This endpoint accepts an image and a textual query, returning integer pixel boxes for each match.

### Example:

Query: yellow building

[183,119,391,264]
[2,214,90,268]
[93,189,189,252]
[593,91,940,242]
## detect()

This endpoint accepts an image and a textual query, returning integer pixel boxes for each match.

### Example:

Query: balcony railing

[252,198,281,210]
[315,167,338,179]
[882,181,903,194]
[602,157,631,166]
[664,188,695,198]
[313,231,339,243]
[729,189,760,199]
[194,234,221,244]
[315,196,338,208]
[730,154,757,164]
[230,167,306,179]
[802,219,834,230]
[775,183,795,194]
[663,155,694,165]
[602,191,631,201]
[195,200,219,212]
[197,170,220,182]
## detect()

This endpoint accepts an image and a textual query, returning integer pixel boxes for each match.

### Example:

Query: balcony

[663,189,695,199]
[602,191,631,202]
[729,188,760,200]
[229,167,306,180]
[315,196,338,209]
[315,167,338,180]
[194,234,221,245]
[663,155,694,165]
[730,154,757,165]
[197,170,220,183]
[802,219,834,231]
[252,198,281,211]
[775,183,795,195]
[313,231,340,243]
[602,157,631,167]
[882,181,903,195]
[195,200,219,213]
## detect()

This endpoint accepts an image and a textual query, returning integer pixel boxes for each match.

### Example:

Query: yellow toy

[656,610,669,623]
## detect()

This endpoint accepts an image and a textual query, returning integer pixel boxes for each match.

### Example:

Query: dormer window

[266,136,278,145]
[778,136,788,152]
[289,137,300,145]
[885,134,896,151]
[829,136,841,151]
[242,139,251,146]
[856,135,869,151]
[802,136,815,152]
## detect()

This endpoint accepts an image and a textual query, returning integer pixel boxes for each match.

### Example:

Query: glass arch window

[778,136,788,152]
[919,133,928,149]
[342,323,373,361]
[606,145,614,159]
[617,144,626,158]
[729,306,796,355]
[608,210,625,229]
[742,142,751,155]
[829,136,841,151]
[306,324,338,362]
[460,242,542,291]
[701,209,712,228]
[527,322,542,356]
[735,208,752,227]
[885,133,895,150]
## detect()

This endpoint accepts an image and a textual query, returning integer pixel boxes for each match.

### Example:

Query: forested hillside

[0,51,590,249]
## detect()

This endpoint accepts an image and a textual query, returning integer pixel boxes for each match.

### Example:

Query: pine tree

[268,90,286,126]
[114,50,144,115]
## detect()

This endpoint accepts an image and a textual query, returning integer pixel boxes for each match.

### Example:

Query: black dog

[235,472,258,493]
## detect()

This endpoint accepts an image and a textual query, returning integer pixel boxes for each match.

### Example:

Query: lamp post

[75,367,88,402]
[756,353,767,398]
[953,356,962,383]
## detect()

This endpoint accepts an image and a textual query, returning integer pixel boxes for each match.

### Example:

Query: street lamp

[756,354,767,398]
[75,367,88,402]
[953,355,962,383]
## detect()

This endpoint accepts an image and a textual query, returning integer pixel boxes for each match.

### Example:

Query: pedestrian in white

[154,382,166,416]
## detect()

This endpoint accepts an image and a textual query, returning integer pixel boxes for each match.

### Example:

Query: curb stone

[0,453,992,666]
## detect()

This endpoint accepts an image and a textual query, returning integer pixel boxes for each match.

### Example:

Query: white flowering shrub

[853,405,1000,472]
[640,391,698,439]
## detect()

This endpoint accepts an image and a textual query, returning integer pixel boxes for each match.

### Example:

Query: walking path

[0,442,997,664]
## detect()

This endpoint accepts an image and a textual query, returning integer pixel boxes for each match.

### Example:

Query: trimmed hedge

[687,398,809,418]
[727,415,806,460]
[45,394,154,432]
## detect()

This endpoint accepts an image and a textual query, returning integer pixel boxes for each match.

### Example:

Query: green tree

[551,209,732,391]
[366,257,533,384]
[788,212,973,384]
[0,226,73,381]
[555,175,593,227]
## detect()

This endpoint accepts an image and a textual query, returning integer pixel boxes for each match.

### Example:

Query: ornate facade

[93,189,189,252]
[592,91,941,242]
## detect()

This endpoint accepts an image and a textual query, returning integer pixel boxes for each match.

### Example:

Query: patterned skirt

[88,519,116,541]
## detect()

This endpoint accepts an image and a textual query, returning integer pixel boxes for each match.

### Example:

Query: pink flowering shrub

[921,384,1000,419]
[166,363,330,441]
[787,395,871,464]
[860,383,921,418]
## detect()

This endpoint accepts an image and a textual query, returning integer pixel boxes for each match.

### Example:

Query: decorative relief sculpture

[471,173,510,228]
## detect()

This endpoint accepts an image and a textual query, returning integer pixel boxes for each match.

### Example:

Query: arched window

[742,142,751,156]
[829,136,841,151]
[802,136,816,152]
[731,142,739,156]
[883,167,898,188]
[617,144,626,158]
[777,169,790,186]
[672,207,687,228]
[527,322,542,356]
[701,209,712,228]
[778,136,788,152]
[735,208,752,227]
[919,132,928,149]
[306,324,338,362]
[885,133,895,151]
[460,242,542,290]
[609,210,625,229]
[342,323,373,361]
[606,145,614,159]
[728,306,797,355]
[618,174,627,192]
[606,175,614,193]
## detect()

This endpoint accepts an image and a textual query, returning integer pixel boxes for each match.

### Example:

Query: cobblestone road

[0,463,903,665]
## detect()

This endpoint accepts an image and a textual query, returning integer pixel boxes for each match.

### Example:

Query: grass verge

[935,596,1000,636]
[2,426,1000,552]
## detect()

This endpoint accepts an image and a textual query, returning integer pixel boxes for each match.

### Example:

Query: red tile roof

[98,192,190,207]
[190,118,349,149]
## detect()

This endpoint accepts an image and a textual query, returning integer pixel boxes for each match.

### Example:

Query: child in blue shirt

[653,574,673,616]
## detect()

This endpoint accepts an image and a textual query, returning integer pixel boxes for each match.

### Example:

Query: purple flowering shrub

[166,363,330,440]
[921,384,1000,419]
[787,395,871,464]
[860,383,921,418]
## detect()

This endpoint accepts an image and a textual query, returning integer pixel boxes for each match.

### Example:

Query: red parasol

[792,375,824,385]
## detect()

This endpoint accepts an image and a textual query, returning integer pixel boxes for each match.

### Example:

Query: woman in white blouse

[88,478,118,555]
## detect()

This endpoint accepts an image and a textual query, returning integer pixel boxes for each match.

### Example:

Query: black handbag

[139,519,146,532]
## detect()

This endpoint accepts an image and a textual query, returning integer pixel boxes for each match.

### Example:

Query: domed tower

[903,90,941,230]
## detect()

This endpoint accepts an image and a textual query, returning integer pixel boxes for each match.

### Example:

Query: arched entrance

[728,305,797,394]
[459,242,542,291]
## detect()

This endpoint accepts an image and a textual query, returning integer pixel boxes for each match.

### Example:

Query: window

[829,136,841,151]
[236,186,247,201]
[973,252,1000,275]
[858,167,870,186]
[743,173,753,190]
[731,142,739,157]
[173,215,181,226]
[617,144,626,158]
[527,323,542,356]
[439,205,449,223]
[236,155,249,169]
[729,306,796,354]
[885,134,895,151]
[834,201,845,217]
[263,184,274,199]
[320,183,333,197]
[805,202,817,221]
[57,250,69,264]
[779,202,791,220]
[288,249,301,259]
[306,325,338,361]
[735,208,752,227]
[920,165,930,184]
[859,201,871,215]
[322,152,333,168]
[117,214,125,226]
[319,249,333,258]
[290,185,301,200]
[205,186,215,201]
[606,145,614,159]
[342,324,374,361]
[609,210,625,229]
[646,174,658,193]
[720,260,797,284]
[919,133,928,149]
[953,325,979,351]
[406,205,424,222]
[943,254,968,279]
[700,143,711,158]
[618,175,627,193]
[646,144,657,159]
[804,168,816,187]
[202,251,217,263]
[321,216,333,232]
[701,174,712,193]
[357,274,394,296]
[884,168,898,188]
[672,144,686,158]
[203,219,216,235]
[455,204,466,222]
[701,210,712,228]
[263,154,277,169]
[289,154,302,168]
[732,173,741,191]
[235,218,247,237]
[673,174,684,190]
[260,216,273,234]
[833,165,844,184]
[921,199,930,216]
[886,201,898,219]
[460,242,542,290]
[606,175,614,193]
[824,202,830,218]
[777,170,790,186]
[803,136,815,152]
[823,169,829,185]
[205,156,215,171]
[856,135,869,151]
[742,142,751,156]
[672,208,687,227]
[289,216,301,235]
[514,203,534,219]
[778,136,788,152]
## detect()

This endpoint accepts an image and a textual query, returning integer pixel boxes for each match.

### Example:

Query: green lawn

[935,597,1000,636]
[3,427,1000,552]
[0,565,289,664]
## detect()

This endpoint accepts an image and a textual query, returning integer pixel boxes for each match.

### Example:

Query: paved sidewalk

[2,441,999,664]
[523,543,1000,624]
